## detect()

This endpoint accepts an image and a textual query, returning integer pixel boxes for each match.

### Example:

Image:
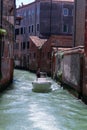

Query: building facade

[14,0,74,69]
[73,0,85,47]
[0,0,15,91]
[83,0,87,103]
[66,0,87,103]
[15,0,74,38]
[29,36,47,72]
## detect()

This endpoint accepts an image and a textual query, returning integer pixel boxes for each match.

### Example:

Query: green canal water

[0,69,87,130]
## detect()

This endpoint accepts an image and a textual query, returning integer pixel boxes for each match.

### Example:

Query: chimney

[21,2,23,6]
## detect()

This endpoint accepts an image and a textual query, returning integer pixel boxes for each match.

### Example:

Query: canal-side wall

[54,47,84,98]
[82,0,87,104]
[62,51,83,98]
[82,56,87,103]
[0,58,14,92]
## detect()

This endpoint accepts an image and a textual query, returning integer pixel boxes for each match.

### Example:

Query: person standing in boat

[36,68,41,78]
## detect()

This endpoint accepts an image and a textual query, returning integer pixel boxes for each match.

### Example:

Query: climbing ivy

[57,70,62,82]
[0,28,7,35]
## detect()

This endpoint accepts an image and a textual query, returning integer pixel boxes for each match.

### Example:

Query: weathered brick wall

[41,35,73,75]
[85,0,87,55]
[0,58,14,89]
[0,0,15,89]
[29,39,38,71]
[50,35,73,47]
[83,56,87,102]
[82,0,87,103]
[40,40,51,74]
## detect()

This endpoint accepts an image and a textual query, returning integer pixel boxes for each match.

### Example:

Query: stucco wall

[63,54,80,89]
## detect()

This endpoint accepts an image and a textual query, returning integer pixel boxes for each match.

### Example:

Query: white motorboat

[32,72,52,92]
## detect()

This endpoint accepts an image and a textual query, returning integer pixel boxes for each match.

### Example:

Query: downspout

[73,0,77,47]
[35,1,37,36]
[14,0,16,58]
[50,0,52,36]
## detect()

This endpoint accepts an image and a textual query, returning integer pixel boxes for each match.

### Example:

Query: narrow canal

[0,70,87,130]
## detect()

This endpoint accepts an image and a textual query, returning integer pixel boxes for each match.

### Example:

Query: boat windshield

[40,72,47,78]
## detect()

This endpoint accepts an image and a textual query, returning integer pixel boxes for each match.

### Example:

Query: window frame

[63,8,69,16]
[63,24,68,33]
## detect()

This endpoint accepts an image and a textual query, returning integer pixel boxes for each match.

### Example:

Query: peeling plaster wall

[63,54,80,88]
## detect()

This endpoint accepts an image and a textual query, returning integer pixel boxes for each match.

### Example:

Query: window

[32,25,33,32]
[37,24,39,31]
[21,42,22,50]
[63,8,68,16]
[71,9,73,16]
[29,26,31,33]
[14,43,19,50]
[15,28,19,35]
[24,27,26,34]
[24,11,26,17]
[21,27,23,34]
[23,42,26,49]
[63,24,68,33]
[27,41,29,49]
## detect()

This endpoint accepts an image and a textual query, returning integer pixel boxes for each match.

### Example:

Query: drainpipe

[50,0,52,36]
[35,1,37,36]
[0,0,3,79]
[14,0,16,57]
[73,0,77,47]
